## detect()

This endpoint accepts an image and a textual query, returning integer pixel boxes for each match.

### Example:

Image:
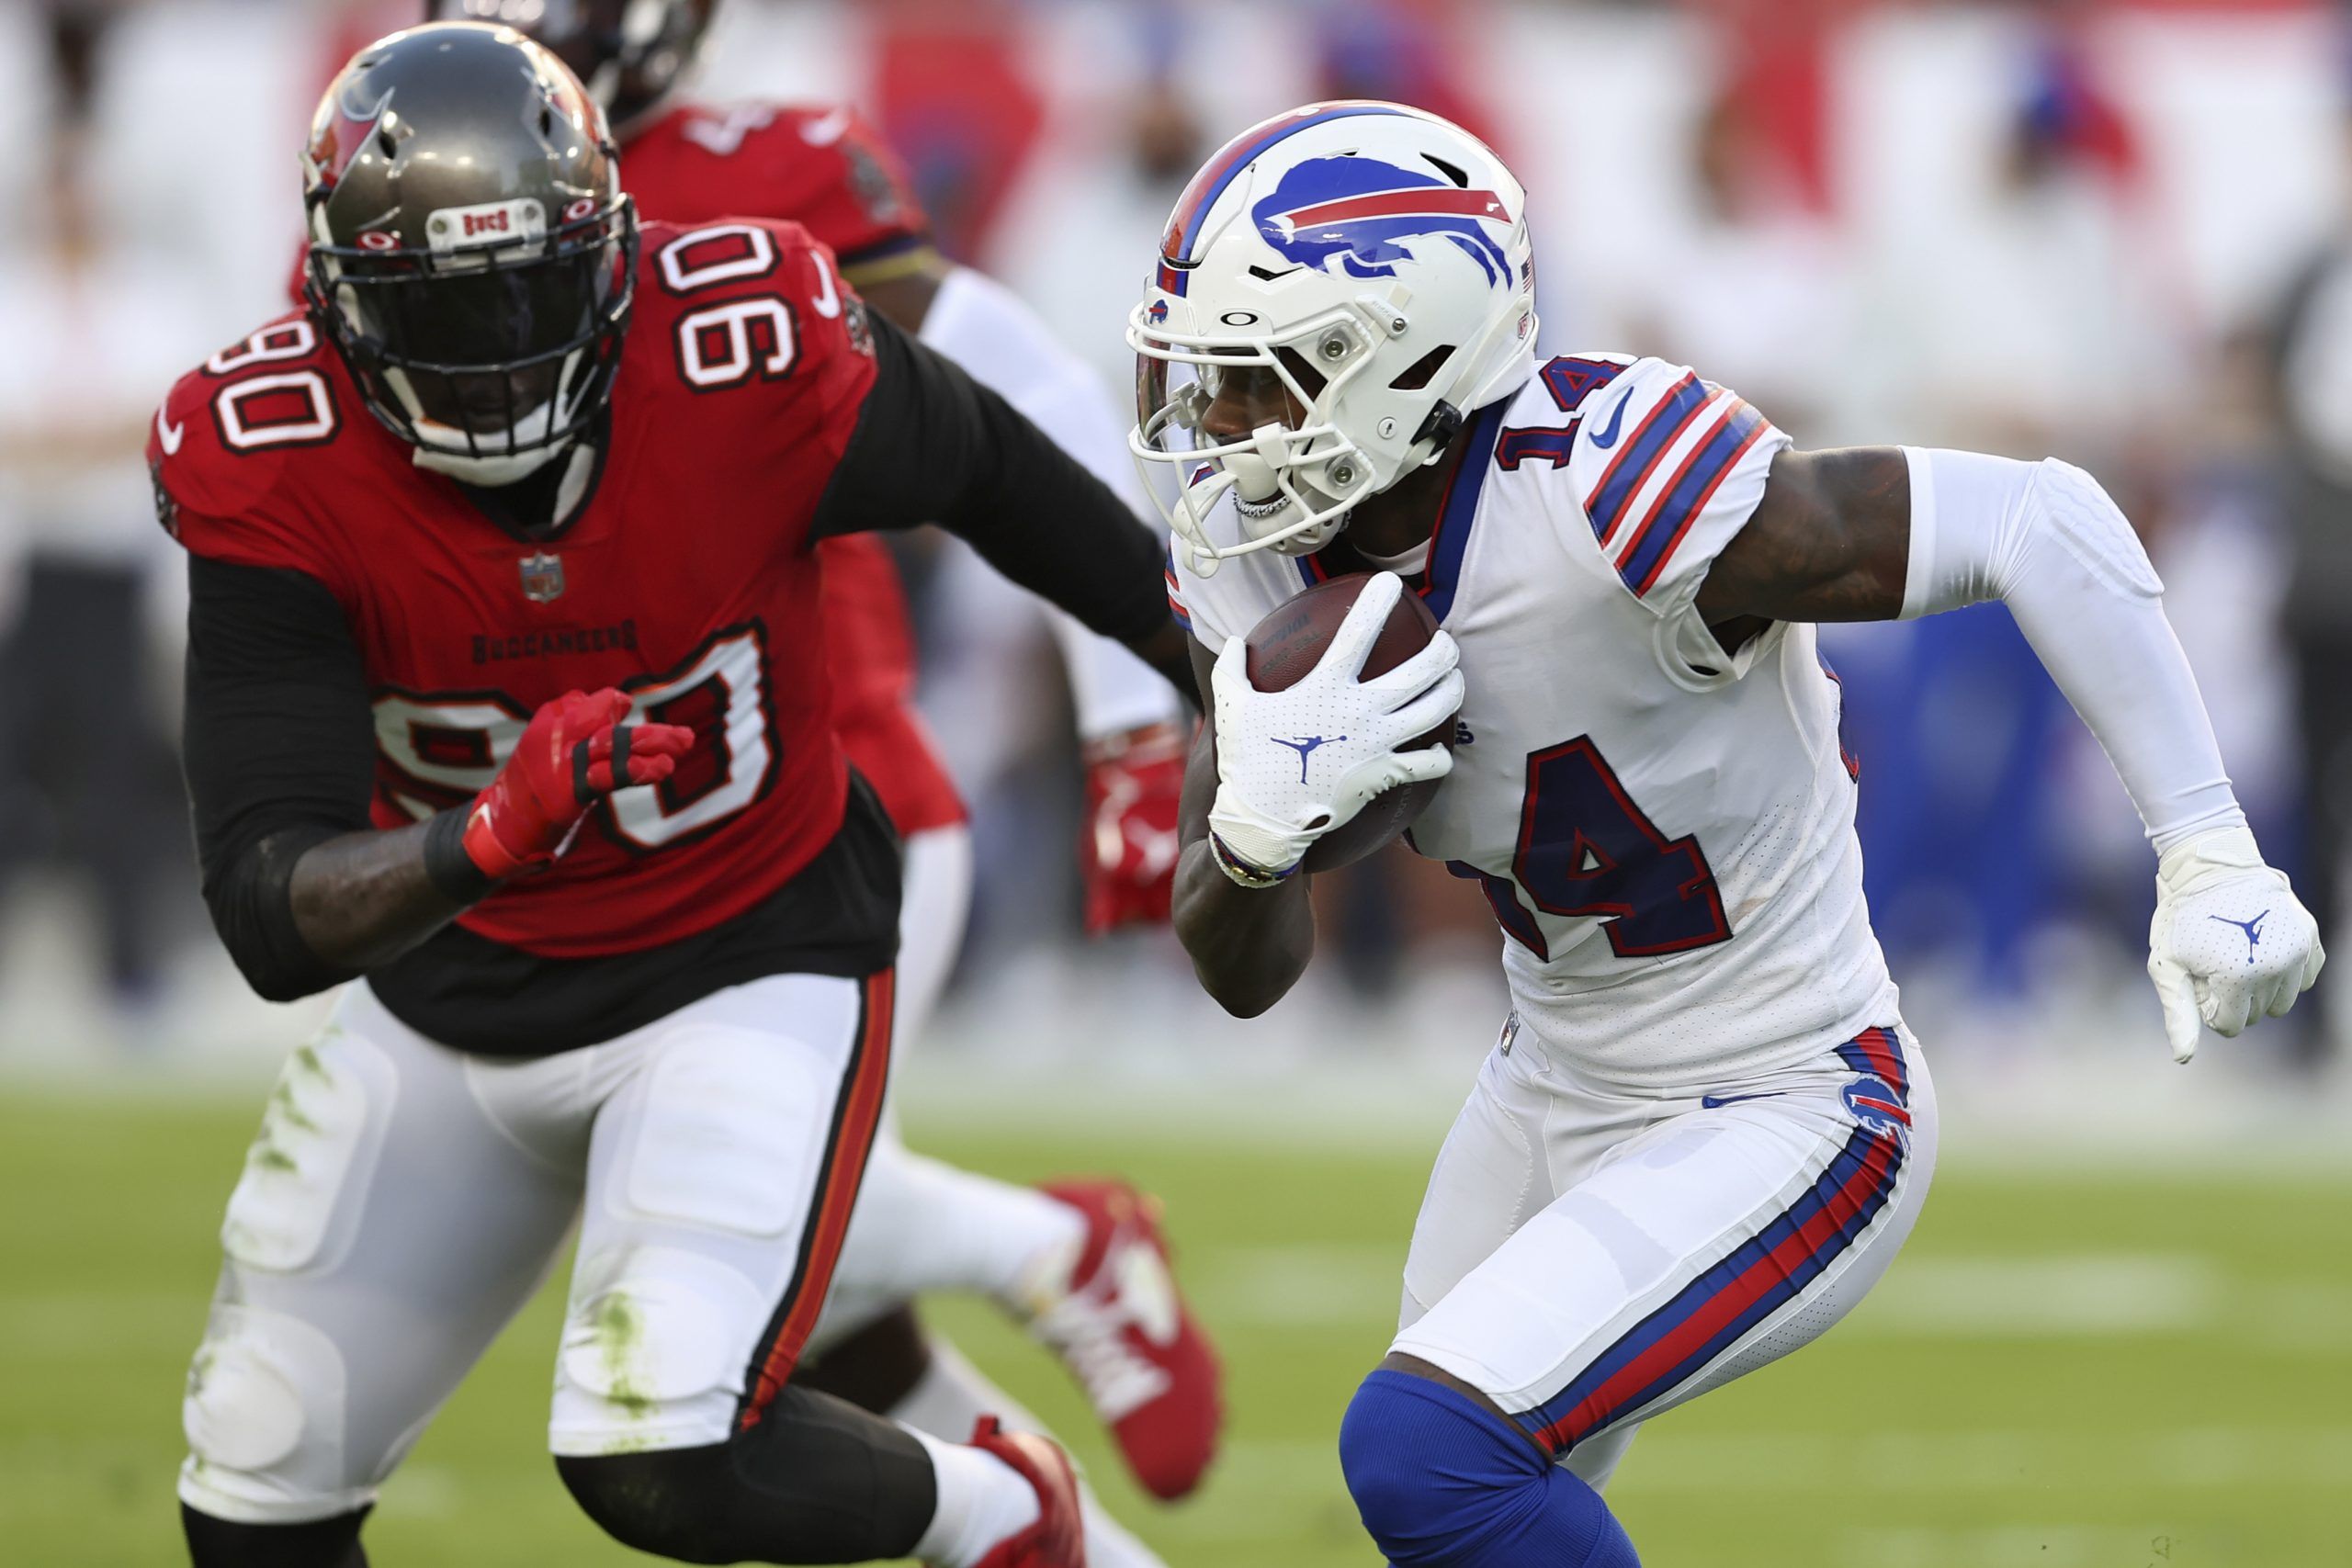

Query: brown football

[1242,573,1455,873]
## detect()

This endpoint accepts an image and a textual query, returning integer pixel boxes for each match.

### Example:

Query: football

[1242,573,1457,873]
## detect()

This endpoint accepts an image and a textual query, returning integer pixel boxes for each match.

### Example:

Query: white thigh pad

[621,1022,832,1237]
[220,1031,382,1275]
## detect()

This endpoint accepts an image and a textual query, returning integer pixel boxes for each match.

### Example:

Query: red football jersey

[155,218,878,959]
[623,102,933,278]
[620,100,967,835]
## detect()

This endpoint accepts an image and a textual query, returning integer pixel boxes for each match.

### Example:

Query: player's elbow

[212,916,348,1004]
[202,836,356,1003]
[1197,963,1290,1020]
[1175,903,1309,1020]
[229,947,343,1006]
[1171,841,1314,1015]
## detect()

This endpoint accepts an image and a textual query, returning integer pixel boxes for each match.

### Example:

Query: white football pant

[1394,1020,1937,1488]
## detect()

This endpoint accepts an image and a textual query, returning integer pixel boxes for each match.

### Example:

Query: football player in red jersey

[418,2,1216,1548]
[164,25,1188,1568]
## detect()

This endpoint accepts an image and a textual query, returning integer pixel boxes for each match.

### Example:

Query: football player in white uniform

[1136,102,2324,1566]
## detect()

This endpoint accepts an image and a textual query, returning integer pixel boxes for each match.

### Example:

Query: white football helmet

[1130,101,1537,570]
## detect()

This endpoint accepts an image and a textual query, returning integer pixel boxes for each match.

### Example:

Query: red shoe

[1025,1181,1222,1501]
[970,1416,1087,1568]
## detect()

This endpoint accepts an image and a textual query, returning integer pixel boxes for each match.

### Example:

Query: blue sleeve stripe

[1614,400,1769,597]
[1164,568,1193,630]
[1161,543,1194,629]
[1584,372,1708,548]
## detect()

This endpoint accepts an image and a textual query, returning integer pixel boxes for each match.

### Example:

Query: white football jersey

[1170,355,1899,1091]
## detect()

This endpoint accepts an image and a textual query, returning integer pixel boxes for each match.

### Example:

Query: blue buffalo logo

[1253,156,1511,288]
[1841,1074,1911,1143]
[1147,298,1170,326]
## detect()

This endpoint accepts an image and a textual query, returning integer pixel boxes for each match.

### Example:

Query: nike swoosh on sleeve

[1587,389,1632,450]
[157,407,185,455]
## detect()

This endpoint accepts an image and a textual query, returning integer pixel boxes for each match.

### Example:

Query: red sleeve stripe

[737,969,895,1430]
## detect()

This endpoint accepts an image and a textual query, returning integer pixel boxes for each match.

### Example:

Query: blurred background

[3,3,2349,1564]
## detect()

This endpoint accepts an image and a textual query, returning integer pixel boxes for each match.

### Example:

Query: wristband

[424,807,497,905]
[1209,831,1297,890]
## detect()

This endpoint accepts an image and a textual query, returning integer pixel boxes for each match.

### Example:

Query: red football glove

[1080,719,1191,933]
[461,689,695,879]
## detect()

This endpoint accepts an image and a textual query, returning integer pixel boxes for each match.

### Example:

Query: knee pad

[181,1304,371,1525]
[559,1446,742,1566]
[1340,1370,1639,1568]
[559,1385,933,1566]
[182,1501,368,1568]
[553,1247,770,1454]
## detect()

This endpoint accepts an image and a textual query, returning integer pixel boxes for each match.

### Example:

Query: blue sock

[1340,1368,1639,1568]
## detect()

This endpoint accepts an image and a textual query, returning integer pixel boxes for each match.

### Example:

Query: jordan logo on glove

[1272,734,1344,784]
[2208,909,2268,964]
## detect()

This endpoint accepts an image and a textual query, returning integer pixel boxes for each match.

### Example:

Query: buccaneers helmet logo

[306,86,394,193]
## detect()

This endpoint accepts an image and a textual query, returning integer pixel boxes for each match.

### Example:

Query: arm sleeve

[809,310,1172,655]
[1900,446,2245,854]
[183,553,376,1001]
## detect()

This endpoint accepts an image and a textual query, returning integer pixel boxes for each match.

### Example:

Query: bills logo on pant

[1835,1029,1913,1145]
[1251,157,1511,287]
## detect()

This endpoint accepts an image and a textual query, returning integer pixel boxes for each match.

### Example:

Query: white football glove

[1207,571,1464,879]
[2147,826,2324,1063]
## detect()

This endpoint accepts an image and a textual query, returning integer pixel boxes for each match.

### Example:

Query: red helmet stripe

[1273,186,1508,231]
[1160,101,1408,267]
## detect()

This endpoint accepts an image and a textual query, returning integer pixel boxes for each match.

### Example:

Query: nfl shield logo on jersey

[518,551,565,604]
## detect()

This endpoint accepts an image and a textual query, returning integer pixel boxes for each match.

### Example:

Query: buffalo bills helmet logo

[1841,1073,1912,1144]
[1252,156,1511,287]
[1147,298,1170,326]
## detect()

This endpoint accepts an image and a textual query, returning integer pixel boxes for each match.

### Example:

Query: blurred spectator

[871,0,1046,264]
[1829,27,2175,1003]
[1306,0,1504,154]
[1126,1,1203,186]
[1616,83,1851,438]
[0,2,206,1025]
[2260,91,2352,1060]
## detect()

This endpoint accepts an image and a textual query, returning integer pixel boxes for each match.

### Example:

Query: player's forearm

[1171,839,1316,1017]
[285,812,488,974]
[1902,447,2243,852]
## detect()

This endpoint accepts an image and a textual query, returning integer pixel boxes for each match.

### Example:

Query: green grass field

[3,1084,2346,1567]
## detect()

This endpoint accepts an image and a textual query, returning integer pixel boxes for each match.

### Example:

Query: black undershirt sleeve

[183,554,375,1001]
[811,310,1173,656]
